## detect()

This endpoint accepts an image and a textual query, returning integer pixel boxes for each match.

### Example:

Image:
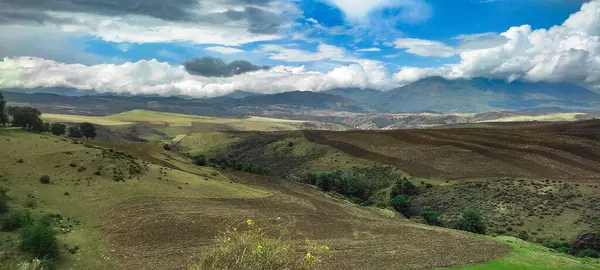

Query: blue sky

[0,0,599,96]
[81,0,584,68]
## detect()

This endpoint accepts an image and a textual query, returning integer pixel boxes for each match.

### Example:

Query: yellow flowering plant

[190,219,330,270]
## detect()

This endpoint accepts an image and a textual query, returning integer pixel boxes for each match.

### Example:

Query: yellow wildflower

[247,219,254,226]
[305,252,312,261]
[257,244,263,253]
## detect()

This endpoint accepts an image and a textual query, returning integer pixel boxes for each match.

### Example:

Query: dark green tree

[390,195,411,217]
[80,122,97,139]
[454,210,486,234]
[7,107,42,131]
[420,207,440,225]
[50,123,67,136]
[0,91,7,126]
[68,126,83,138]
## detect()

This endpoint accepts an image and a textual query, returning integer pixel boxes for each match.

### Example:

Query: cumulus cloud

[394,38,456,57]
[0,0,299,46]
[0,57,398,96]
[259,43,359,63]
[204,46,245,54]
[392,0,600,88]
[325,0,432,23]
[356,47,382,52]
[184,57,270,77]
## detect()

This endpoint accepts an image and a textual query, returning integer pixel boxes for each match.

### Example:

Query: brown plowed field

[101,172,508,270]
[304,120,600,182]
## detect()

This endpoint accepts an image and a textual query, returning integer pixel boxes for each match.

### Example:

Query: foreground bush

[39,175,50,184]
[454,210,486,235]
[0,211,33,231]
[191,220,330,270]
[20,219,59,260]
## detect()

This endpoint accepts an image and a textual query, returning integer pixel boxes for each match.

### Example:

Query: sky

[0,0,599,97]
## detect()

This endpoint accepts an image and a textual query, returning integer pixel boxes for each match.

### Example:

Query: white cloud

[394,38,456,57]
[204,46,245,54]
[0,56,399,96]
[392,0,600,88]
[355,47,382,52]
[259,43,360,63]
[325,0,432,23]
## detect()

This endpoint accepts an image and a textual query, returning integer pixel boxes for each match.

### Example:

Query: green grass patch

[448,236,600,270]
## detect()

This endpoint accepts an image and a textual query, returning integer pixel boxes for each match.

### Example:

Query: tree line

[0,91,96,138]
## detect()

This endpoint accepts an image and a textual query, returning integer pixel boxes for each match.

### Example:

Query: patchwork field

[176,120,600,242]
[42,109,348,138]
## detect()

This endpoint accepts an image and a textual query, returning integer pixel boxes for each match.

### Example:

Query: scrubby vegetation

[454,210,486,235]
[39,175,51,184]
[68,126,83,138]
[190,220,330,270]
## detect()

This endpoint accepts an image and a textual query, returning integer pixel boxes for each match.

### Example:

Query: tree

[50,123,66,136]
[454,210,486,234]
[390,195,411,217]
[80,122,97,139]
[0,91,7,126]
[7,107,42,131]
[68,126,83,138]
[390,178,420,198]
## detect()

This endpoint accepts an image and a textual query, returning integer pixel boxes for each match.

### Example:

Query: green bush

[576,249,600,258]
[421,207,440,225]
[163,144,171,150]
[20,220,59,260]
[0,211,33,232]
[40,175,51,184]
[390,195,411,217]
[454,210,486,234]
[556,246,572,254]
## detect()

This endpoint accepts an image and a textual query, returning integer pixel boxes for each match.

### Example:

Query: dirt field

[303,121,600,182]
[100,172,509,270]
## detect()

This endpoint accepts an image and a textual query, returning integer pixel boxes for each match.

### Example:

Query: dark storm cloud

[0,0,283,34]
[184,57,270,77]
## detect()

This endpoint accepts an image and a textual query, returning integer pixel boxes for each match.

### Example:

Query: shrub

[39,175,50,184]
[193,155,207,166]
[50,123,66,136]
[421,207,440,225]
[190,220,329,270]
[390,178,420,198]
[163,144,171,150]
[390,195,411,217]
[454,210,486,234]
[576,249,600,258]
[0,211,33,232]
[67,126,82,138]
[20,220,59,260]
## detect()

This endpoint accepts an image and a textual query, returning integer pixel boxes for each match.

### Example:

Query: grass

[42,110,307,131]
[0,129,269,269]
[448,236,600,270]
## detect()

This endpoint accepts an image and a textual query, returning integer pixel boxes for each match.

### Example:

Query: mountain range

[3,77,600,118]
